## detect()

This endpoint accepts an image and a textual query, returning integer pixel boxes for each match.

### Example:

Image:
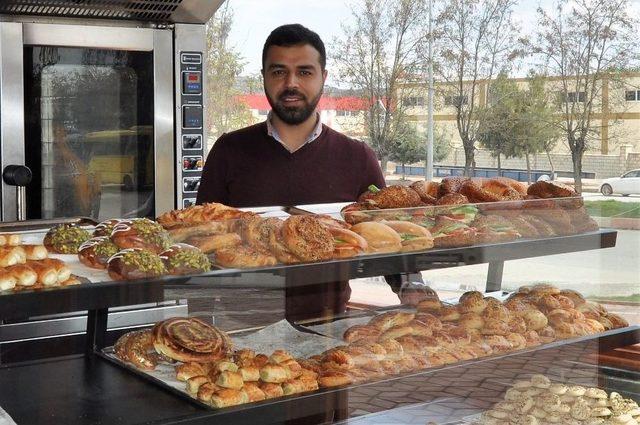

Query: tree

[477,73,520,172]
[478,73,560,182]
[332,0,428,175]
[433,0,524,176]
[205,4,252,146]
[534,0,637,192]
[390,121,451,179]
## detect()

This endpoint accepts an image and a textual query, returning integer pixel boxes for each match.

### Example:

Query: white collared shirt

[266,111,323,153]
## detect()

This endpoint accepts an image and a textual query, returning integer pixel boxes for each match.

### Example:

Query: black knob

[3,165,32,187]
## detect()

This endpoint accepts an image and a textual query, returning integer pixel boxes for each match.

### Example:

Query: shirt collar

[266,111,323,153]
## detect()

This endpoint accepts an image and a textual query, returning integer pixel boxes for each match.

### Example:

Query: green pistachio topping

[368,185,381,193]
[50,224,91,254]
[131,219,171,250]
[121,250,166,274]
[94,239,119,258]
[167,250,211,273]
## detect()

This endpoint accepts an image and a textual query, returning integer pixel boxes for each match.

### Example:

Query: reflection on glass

[24,46,155,220]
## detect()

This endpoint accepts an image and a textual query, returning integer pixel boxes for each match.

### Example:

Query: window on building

[625,90,640,101]
[564,91,586,103]
[402,96,425,107]
[336,110,359,117]
[258,109,269,116]
[444,95,469,107]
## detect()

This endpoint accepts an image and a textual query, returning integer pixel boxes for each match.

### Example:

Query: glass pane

[24,46,155,220]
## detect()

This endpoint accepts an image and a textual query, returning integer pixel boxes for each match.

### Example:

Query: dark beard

[266,88,323,125]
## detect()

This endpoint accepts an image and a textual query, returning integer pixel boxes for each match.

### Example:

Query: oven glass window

[24,47,155,220]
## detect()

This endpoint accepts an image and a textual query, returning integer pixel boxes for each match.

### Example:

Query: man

[197,24,385,208]
[197,24,385,320]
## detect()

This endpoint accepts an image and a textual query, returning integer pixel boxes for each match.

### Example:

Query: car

[600,169,640,196]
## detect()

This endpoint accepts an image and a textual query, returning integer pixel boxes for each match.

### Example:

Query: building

[399,74,640,179]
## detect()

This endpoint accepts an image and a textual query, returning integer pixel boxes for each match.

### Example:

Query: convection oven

[0,0,223,362]
[0,0,220,222]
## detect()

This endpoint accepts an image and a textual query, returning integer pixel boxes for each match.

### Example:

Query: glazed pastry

[159,243,211,275]
[152,317,232,363]
[43,224,91,254]
[78,237,120,269]
[92,219,122,237]
[114,330,158,370]
[343,325,382,343]
[111,218,172,253]
[214,245,278,268]
[107,248,167,281]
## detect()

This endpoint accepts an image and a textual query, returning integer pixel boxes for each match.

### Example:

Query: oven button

[182,105,203,129]
[182,134,202,150]
[183,177,201,193]
[182,71,202,95]
[182,156,203,171]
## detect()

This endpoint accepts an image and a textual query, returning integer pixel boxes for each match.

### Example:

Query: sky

[227,0,640,85]
[227,0,544,81]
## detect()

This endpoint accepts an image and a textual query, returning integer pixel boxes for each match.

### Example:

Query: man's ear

[322,69,328,83]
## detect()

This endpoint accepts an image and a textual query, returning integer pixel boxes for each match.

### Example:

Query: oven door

[0,22,174,221]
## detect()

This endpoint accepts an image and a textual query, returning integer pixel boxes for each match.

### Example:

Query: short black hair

[262,24,326,70]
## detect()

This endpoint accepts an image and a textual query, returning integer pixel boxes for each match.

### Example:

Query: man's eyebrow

[267,63,287,70]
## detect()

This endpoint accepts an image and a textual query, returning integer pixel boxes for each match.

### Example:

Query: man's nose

[285,73,299,89]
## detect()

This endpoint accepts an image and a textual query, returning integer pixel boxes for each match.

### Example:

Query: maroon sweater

[196,122,385,207]
[196,122,385,321]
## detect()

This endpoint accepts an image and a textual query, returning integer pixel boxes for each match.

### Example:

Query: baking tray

[97,325,640,414]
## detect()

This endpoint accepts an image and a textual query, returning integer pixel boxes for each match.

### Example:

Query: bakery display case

[0,188,638,425]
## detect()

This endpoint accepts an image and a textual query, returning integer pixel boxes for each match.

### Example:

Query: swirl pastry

[78,237,119,269]
[152,317,232,363]
[114,330,158,370]
[111,218,171,253]
[43,224,91,254]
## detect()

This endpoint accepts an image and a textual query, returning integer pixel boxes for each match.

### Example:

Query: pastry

[185,233,242,254]
[5,264,37,287]
[240,382,266,402]
[25,260,58,286]
[115,330,158,370]
[152,317,232,363]
[186,375,210,395]
[197,382,220,403]
[350,222,402,254]
[176,362,208,382]
[156,202,250,227]
[282,377,318,395]
[0,271,17,291]
[215,371,244,390]
[168,221,229,243]
[317,371,352,388]
[238,366,260,382]
[20,245,48,261]
[280,215,334,262]
[78,237,119,269]
[259,382,284,399]
[368,311,415,331]
[43,224,91,254]
[209,388,249,408]
[343,325,381,343]
[0,234,21,246]
[111,218,172,253]
[93,219,122,237]
[107,248,167,280]
[159,243,211,275]
[259,364,289,383]
[214,245,278,268]
[382,220,434,252]
[0,246,25,267]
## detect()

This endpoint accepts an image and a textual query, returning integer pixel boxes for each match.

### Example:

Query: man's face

[262,44,328,125]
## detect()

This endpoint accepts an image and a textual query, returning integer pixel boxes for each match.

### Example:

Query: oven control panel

[179,51,204,208]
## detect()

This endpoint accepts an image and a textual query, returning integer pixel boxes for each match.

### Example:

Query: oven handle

[3,165,32,221]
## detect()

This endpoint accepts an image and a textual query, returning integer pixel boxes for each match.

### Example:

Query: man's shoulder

[216,122,267,146]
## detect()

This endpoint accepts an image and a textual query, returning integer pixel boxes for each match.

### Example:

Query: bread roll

[209,388,249,408]
[259,364,289,383]
[186,375,211,395]
[350,222,402,254]
[21,245,48,261]
[259,382,284,399]
[6,264,37,287]
[0,246,23,267]
[176,362,207,382]
[215,370,244,390]
[0,270,17,291]
[240,382,266,402]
